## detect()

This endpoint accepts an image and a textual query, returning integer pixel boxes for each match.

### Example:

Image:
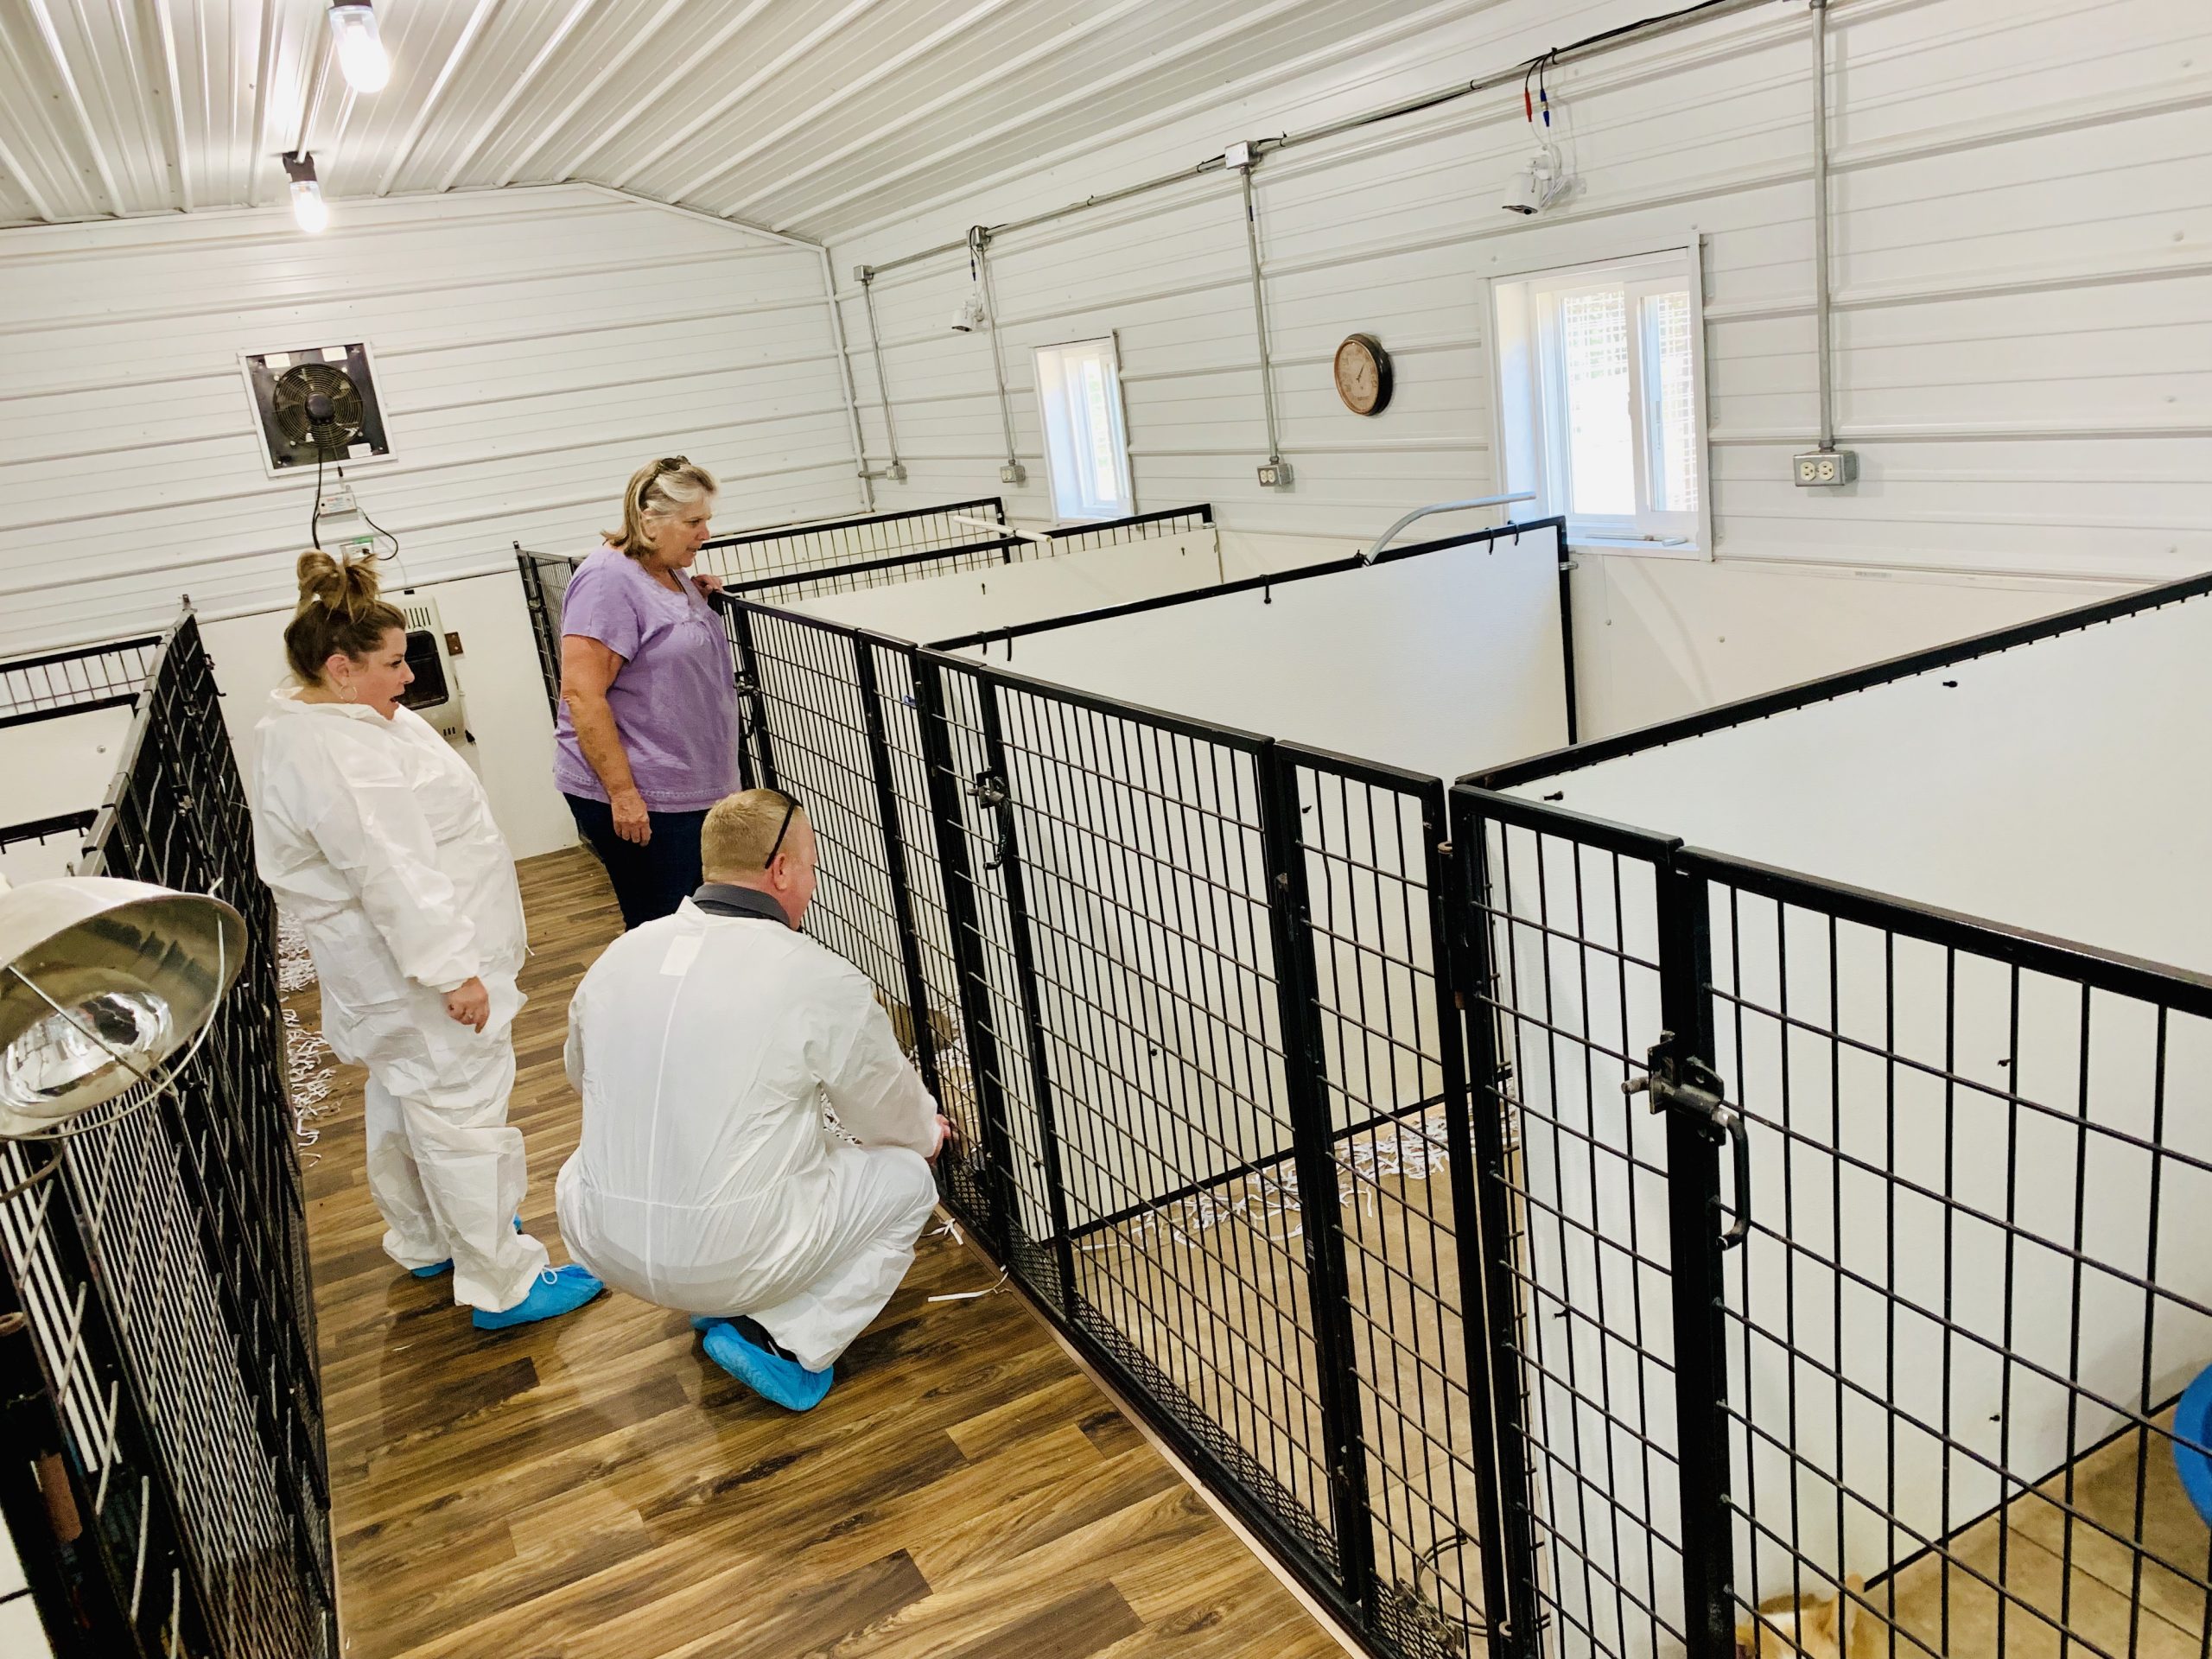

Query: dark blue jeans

[565,794,708,931]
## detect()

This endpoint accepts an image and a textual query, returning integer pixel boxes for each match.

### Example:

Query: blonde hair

[283,550,406,685]
[702,789,805,878]
[606,455,717,558]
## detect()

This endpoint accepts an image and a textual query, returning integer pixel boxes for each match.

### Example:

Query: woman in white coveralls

[556,788,951,1410]
[253,551,603,1331]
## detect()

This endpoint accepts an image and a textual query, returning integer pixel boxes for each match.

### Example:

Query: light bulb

[291,177,329,234]
[330,3,391,94]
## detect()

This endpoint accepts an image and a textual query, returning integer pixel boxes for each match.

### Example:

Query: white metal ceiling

[0,0,1485,245]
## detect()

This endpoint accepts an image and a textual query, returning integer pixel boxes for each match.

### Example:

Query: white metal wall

[830,0,2212,706]
[0,183,864,654]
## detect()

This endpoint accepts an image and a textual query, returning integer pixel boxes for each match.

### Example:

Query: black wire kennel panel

[1,614,333,1659]
[906,658,1065,1281]
[696,497,1007,588]
[1690,848,2212,1659]
[728,608,917,1007]
[1453,787,1696,1659]
[0,634,161,730]
[969,667,1343,1573]
[514,547,576,718]
[1283,747,1501,1654]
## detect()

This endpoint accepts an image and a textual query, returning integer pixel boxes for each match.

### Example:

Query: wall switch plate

[317,484,356,516]
[999,461,1027,484]
[1794,448,1858,486]
[1257,460,1295,488]
[444,631,464,657]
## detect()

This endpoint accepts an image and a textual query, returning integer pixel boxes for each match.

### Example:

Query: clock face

[1334,334,1392,416]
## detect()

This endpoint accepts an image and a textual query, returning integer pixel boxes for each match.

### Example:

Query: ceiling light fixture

[329,2,391,94]
[283,151,328,233]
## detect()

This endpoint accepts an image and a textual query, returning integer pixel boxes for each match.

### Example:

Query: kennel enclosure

[709,551,2212,1659]
[0,614,333,1659]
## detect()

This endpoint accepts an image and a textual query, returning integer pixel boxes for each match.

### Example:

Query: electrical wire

[309,446,325,550]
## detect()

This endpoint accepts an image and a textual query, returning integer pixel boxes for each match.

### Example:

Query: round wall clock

[1333,333,1393,416]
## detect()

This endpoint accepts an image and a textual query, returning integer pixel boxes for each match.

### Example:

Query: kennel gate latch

[1624,1033,1750,1249]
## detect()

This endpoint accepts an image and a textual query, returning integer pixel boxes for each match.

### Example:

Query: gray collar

[691,884,792,927]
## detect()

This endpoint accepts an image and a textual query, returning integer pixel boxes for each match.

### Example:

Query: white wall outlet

[884,461,907,483]
[1794,448,1859,486]
[317,484,356,516]
[1257,460,1295,489]
[999,461,1027,484]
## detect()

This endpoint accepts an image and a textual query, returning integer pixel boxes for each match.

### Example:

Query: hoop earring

[340,682,358,703]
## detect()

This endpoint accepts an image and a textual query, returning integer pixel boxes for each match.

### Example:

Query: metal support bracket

[1625,1033,1749,1248]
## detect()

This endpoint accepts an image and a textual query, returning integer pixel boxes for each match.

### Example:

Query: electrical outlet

[1794,448,1859,487]
[999,462,1027,485]
[1257,460,1295,489]
[317,484,356,517]
[444,631,464,657]
[884,462,907,484]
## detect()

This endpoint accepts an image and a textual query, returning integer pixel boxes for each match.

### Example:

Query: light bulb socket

[282,149,318,188]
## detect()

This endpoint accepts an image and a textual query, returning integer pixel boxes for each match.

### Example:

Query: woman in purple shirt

[554,456,741,928]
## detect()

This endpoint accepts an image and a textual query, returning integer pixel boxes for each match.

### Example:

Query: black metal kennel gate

[711,584,2212,1659]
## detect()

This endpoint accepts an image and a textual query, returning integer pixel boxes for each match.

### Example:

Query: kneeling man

[556,788,951,1410]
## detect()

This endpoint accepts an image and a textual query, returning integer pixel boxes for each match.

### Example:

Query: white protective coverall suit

[251,689,548,1312]
[555,892,941,1372]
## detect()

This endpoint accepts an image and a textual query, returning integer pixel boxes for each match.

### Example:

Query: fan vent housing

[241,343,391,476]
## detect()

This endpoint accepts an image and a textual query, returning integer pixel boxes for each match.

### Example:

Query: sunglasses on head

[764,790,800,866]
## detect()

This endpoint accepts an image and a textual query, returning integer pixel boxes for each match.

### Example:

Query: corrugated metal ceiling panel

[0,0,1498,244]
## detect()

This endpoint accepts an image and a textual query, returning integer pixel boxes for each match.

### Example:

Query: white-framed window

[1488,245,1709,556]
[1033,335,1135,522]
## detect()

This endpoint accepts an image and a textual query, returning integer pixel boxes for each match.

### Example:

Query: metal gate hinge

[1624,1033,1750,1249]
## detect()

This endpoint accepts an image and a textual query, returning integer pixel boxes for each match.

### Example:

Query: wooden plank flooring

[302,847,1343,1659]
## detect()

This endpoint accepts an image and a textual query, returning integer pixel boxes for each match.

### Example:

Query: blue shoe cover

[689,1314,728,1332]
[472,1264,603,1331]
[2174,1363,2212,1526]
[702,1319,833,1411]
[410,1216,523,1279]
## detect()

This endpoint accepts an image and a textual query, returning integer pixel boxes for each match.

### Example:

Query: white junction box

[1795,448,1859,486]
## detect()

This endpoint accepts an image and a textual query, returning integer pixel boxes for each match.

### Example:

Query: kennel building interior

[9,0,2212,1654]
[537,519,2212,1659]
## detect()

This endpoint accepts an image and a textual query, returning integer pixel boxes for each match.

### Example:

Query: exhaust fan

[241,343,391,477]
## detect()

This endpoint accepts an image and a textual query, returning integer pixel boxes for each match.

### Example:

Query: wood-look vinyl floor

[301,847,1343,1659]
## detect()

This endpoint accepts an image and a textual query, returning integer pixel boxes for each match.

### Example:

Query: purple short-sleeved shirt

[552,546,741,812]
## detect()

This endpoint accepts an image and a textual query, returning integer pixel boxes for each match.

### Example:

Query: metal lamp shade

[0,877,245,1138]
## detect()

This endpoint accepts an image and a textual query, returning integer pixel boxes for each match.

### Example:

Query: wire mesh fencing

[518,504,1219,718]
[719,592,1527,1656]
[0,613,333,1659]
[1453,779,2212,1659]
[718,561,2212,1659]
[696,496,1007,589]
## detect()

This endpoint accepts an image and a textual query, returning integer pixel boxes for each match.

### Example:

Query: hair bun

[294,549,381,614]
